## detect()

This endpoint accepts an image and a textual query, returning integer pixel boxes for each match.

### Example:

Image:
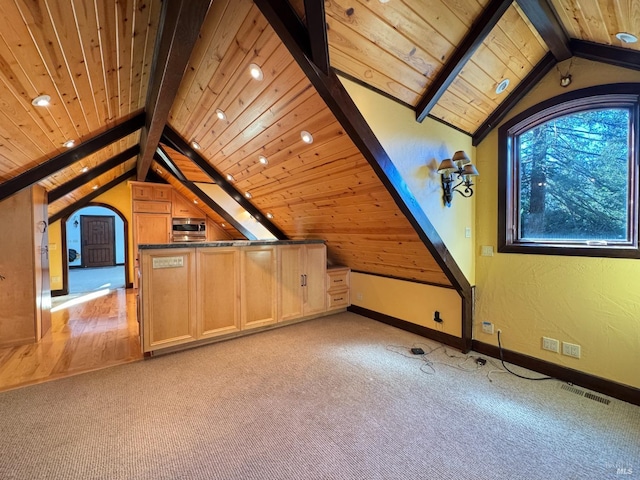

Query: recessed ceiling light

[226,173,235,182]
[191,140,201,150]
[244,191,252,199]
[92,185,99,190]
[216,109,226,121]
[249,63,263,81]
[266,212,274,219]
[221,223,227,228]
[32,94,51,107]
[616,32,638,43]
[81,166,89,173]
[495,78,510,95]
[156,168,163,174]
[193,199,198,204]
[300,130,313,144]
[258,155,268,165]
[63,139,75,148]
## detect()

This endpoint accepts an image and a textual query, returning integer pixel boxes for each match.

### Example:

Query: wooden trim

[571,39,640,72]
[60,218,69,295]
[348,305,465,351]
[415,0,514,123]
[0,113,144,203]
[304,0,329,75]
[49,170,136,225]
[49,145,140,203]
[517,0,571,61]
[51,289,68,297]
[473,340,640,406]
[161,126,287,239]
[137,0,213,181]
[473,52,557,146]
[155,146,187,182]
[349,269,456,290]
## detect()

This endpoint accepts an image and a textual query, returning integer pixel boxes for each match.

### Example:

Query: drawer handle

[334,297,343,301]
[333,279,343,283]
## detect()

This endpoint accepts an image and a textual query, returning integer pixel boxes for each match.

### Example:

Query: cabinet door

[153,185,172,201]
[303,244,327,315]
[278,245,304,322]
[141,249,197,352]
[172,191,205,218]
[131,184,153,200]
[197,248,240,338]
[134,213,171,245]
[241,246,277,329]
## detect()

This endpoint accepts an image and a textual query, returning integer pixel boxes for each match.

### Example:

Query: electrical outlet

[542,336,559,353]
[356,292,363,301]
[562,342,581,359]
[481,321,494,334]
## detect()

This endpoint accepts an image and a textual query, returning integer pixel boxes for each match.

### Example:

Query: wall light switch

[465,227,471,238]
[481,245,494,257]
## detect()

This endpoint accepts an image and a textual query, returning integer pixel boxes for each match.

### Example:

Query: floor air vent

[560,384,611,405]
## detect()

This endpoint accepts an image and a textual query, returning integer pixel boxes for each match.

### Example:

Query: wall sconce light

[436,150,479,207]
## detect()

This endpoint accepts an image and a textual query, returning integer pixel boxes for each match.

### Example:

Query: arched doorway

[61,203,130,294]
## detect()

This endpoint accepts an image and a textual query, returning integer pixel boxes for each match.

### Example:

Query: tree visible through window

[518,109,629,242]
[498,86,640,257]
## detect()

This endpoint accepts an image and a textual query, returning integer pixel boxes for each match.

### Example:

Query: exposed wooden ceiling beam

[48,145,140,203]
[571,39,640,71]
[254,0,473,351]
[415,0,514,123]
[517,0,571,61]
[0,113,143,203]
[304,0,329,75]
[161,126,288,240]
[472,52,556,146]
[137,0,213,181]
[49,170,135,225]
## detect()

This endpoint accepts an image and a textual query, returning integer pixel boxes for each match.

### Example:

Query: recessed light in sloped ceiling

[616,32,638,43]
[495,78,510,95]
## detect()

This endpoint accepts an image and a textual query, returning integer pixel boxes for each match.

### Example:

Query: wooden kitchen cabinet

[197,247,240,338]
[172,190,206,218]
[134,213,171,246]
[240,245,277,329]
[326,267,350,312]
[278,244,326,322]
[141,248,197,352]
[131,182,172,202]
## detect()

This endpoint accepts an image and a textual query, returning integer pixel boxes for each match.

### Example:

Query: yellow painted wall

[48,179,134,290]
[475,58,640,388]
[340,76,476,284]
[48,221,63,291]
[351,272,462,337]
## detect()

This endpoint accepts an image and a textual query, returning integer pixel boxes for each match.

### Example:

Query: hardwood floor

[0,288,142,392]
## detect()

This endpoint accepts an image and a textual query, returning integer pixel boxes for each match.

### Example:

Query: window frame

[498,84,640,258]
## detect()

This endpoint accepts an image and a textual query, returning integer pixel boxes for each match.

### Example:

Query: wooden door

[240,246,277,329]
[81,215,115,267]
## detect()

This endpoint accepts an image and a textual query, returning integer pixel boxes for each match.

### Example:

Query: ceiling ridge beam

[472,52,557,146]
[152,152,254,240]
[254,0,474,352]
[415,0,514,123]
[48,145,140,203]
[517,0,571,61]
[304,0,329,75]
[49,169,135,225]
[137,0,213,181]
[571,39,640,71]
[160,127,288,240]
[0,112,144,203]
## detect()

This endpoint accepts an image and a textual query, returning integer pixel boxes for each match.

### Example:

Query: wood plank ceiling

[0,0,638,285]
[167,0,451,285]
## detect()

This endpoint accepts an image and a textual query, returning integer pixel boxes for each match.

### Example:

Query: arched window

[498,84,640,258]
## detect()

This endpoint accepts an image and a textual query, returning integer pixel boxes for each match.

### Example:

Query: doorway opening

[63,203,130,295]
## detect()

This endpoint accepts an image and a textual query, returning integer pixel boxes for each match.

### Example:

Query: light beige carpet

[0,312,638,479]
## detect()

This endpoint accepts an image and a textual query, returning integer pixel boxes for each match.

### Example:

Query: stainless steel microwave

[171,218,206,242]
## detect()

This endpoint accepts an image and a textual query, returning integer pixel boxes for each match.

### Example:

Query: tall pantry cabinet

[0,185,51,347]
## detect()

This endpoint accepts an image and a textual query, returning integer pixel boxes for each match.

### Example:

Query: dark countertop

[138,239,325,250]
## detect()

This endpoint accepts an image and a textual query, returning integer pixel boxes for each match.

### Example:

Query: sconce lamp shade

[437,158,457,174]
[461,164,479,177]
[452,150,471,165]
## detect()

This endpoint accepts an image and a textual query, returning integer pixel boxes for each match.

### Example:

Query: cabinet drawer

[328,290,349,309]
[327,269,349,291]
[133,200,172,214]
